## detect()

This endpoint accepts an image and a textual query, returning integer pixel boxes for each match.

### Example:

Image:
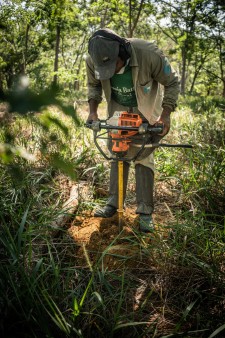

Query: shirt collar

[116,58,130,74]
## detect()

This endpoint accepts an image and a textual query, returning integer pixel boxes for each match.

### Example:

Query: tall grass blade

[73,298,80,317]
[42,290,71,335]
[73,274,94,317]
[113,321,152,330]
[161,329,209,338]
[79,274,94,308]
[208,323,225,338]
[175,297,199,332]
[113,270,125,324]
[17,206,29,252]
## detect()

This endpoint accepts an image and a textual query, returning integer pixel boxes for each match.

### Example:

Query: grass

[0,96,224,337]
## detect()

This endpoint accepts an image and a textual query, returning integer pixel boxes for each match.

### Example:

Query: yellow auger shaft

[118,160,124,231]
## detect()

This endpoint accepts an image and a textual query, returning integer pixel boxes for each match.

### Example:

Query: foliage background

[0,1,225,337]
[0,0,225,99]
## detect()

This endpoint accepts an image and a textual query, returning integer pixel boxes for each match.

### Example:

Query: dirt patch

[54,168,180,273]
[68,201,173,272]
[69,208,137,268]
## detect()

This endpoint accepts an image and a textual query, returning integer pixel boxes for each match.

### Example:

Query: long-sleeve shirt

[86,38,180,124]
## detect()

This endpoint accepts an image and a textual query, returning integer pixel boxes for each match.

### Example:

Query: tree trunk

[217,32,225,97]
[53,25,61,88]
[6,66,14,89]
[189,71,198,94]
[181,46,187,95]
[73,37,86,91]
[0,75,5,99]
[128,0,132,37]
[22,24,30,74]
[189,61,205,94]
[128,0,144,38]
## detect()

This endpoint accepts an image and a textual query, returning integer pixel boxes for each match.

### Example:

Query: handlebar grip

[85,122,93,128]
[147,124,164,134]
[86,120,101,131]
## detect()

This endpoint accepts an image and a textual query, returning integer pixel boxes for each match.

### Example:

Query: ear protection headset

[88,28,130,62]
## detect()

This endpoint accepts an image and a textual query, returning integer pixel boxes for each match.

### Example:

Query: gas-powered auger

[86,111,193,230]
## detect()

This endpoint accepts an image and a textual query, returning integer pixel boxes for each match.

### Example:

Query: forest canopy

[0,0,225,101]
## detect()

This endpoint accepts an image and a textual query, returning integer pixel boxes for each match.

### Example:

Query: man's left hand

[156,107,172,136]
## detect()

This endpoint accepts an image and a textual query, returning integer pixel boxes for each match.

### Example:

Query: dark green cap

[88,36,120,80]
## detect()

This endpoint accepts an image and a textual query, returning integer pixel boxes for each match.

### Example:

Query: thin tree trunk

[189,70,199,94]
[73,37,87,91]
[130,0,144,37]
[189,54,208,94]
[53,25,60,88]
[23,24,30,74]
[216,32,225,97]
[181,46,187,95]
[0,75,5,98]
[128,0,132,37]
[128,0,144,38]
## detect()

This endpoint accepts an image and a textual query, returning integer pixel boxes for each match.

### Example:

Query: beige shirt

[86,38,180,124]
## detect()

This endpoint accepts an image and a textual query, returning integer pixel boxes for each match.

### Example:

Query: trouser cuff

[106,196,118,209]
[136,203,154,215]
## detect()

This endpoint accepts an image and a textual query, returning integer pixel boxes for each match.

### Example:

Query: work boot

[139,214,154,233]
[94,205,117,218]
[94,161,129,218]
[135,164,154,230]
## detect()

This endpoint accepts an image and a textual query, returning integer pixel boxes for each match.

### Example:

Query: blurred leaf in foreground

[3,79,80,126]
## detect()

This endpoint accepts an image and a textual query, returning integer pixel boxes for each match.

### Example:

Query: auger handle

[159,143,193,148]
[85,121,193,162]
[86,121,164,134]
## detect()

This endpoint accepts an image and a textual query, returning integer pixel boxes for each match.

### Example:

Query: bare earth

[67,178,179,271]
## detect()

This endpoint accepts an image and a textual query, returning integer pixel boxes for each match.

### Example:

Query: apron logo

[103,56,110,62]
[164,57,171,75]
[144,86,151,94]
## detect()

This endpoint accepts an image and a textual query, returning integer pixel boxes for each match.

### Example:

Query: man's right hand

[87,99,99,123]
[86,112,98,123]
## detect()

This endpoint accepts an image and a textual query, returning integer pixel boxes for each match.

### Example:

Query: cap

[88,36,120,80]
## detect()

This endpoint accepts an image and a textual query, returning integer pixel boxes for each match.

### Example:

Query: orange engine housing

[109,112,142,153]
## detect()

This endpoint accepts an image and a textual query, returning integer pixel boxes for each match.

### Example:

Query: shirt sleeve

[86,56,103,103]
[150,47,180,111]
